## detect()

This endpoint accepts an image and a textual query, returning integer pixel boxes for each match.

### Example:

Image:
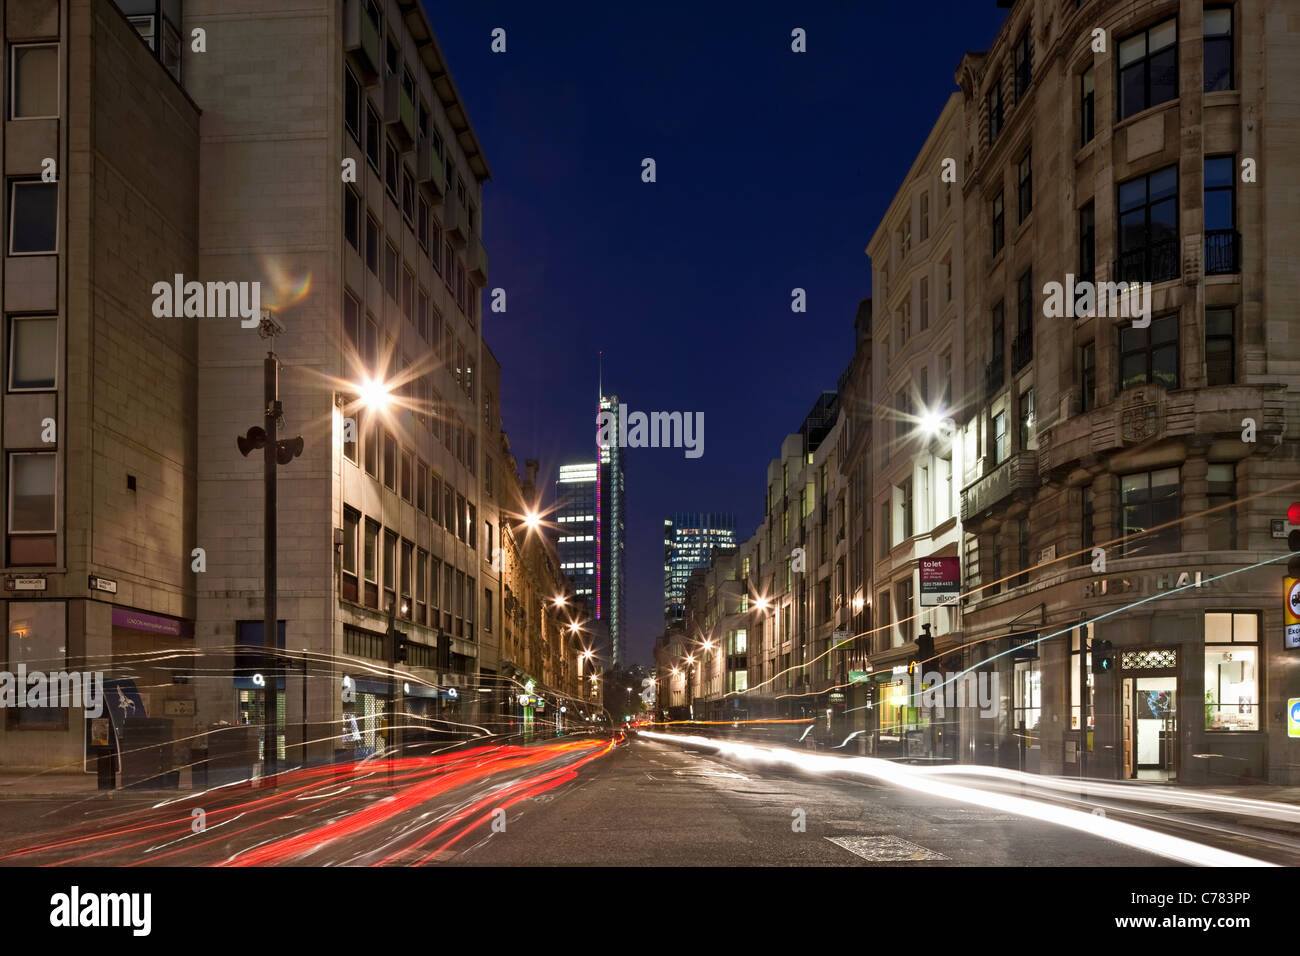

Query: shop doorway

[1125,676,1177,780]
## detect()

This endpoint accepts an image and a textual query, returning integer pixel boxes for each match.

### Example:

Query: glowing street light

[553,595,567,609]
[753,596,770,612]
[522,510,542,531]
[358,376,392,410]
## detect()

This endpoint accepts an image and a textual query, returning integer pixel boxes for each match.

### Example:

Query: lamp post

[235,311,303,782]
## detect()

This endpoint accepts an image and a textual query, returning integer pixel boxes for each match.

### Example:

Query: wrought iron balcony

[1205,229,1240,276]
[1113,237,1178,284]
[1011,331,1033,374]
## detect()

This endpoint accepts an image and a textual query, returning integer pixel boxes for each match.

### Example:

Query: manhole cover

[826,835,950,862]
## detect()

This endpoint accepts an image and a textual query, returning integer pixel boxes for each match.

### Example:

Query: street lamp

[235,310,304,780]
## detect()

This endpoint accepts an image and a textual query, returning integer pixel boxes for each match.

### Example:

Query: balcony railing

[1011,331,1033,374]
[960,450,1038,523]
[1205,229,1240,276]
[1113,237,1178,284]
[985,355,1005,399]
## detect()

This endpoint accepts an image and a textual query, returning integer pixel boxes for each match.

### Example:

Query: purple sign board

[111,607,194,638]
[919,557,961,606]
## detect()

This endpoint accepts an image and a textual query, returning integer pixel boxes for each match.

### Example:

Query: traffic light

[1287,503,1300,577]
[436,631,451,670]
[916,624,935,667]
[394,631,408,663]
[1091,639,1114,673]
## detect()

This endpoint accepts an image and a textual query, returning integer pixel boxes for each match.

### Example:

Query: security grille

[1120,648,1177,671]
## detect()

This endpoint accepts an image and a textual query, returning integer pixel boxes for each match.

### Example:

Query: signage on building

[88,575,118,594]
[111,608,193,637]
[828,692,846,703]
[1083,570,1211,599]
[848,670,872,683]
[1285,578,1300,651]
[6,576,46,591]
[1290,699,1300,739]
[1272,519,1289,539]
[919,557,961,606]
[1007,631,1040,660]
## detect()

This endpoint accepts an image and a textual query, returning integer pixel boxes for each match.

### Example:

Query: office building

[663,513,737,627]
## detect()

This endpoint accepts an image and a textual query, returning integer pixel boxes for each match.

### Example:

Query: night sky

[424,1,1011,665]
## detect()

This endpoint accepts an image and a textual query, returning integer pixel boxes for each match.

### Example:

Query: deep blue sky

[424,1,1011,665]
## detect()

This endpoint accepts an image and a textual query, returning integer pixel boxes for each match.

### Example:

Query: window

[1207,463,1237,551]
[987,80,1003,146]
[919,278,929,331]
[990,300,1005,389]
[363,407,378,477]
[363,314,378,376]
[1017,149,1032,223]
[344,66,360,142]
[1013,659,1041,733]
[942,257,952,304]
[1078,201,1095,284]
[991,191,1004,257]
[1120,468,1180,556]
[418,197,429,251]
[468,503,477,550]
[467,432,477,475]
[993,411,1008,465]
[444,484,455,534]
[900,478,913,539]
[1204,611,1258,731]
[430,473,441,525]
[1081,339,1096,412]
[1118,17,1177,121]
[1204,156,1237,275]
[383,529,397,607]
[1013,29,1031,101]
[1019,388,1035,450]
[1203,7,1234,92]
[9,181,57,255]
[1205,308,1234,386]
[385,138,398,199]
[342,507,359,602]
[1080,489,1095,566]
[400,539,413,617]
[443,563,454,631]
[401,266,413,320]
[1119,313,1178,391]
[1117,164,1178,283]
[8,452,55,565]
[365,215,379,275]
[7,603,66,727]
[400,448,412,501]
[365,104,381,171]
[344,186,359,251]
[1080,66,1095,145]
[919,192,929,242]
[382,431,396,490]
[364,518,379,607]
[11,44,58,119]
[484,587,493,632]
[416,549,428,625]
[8,316,56,391]
[1014,270,1033,371]
[415,459,428,513]
[384,241,398,298]
[401,167,414,224]
[879,503,891,559]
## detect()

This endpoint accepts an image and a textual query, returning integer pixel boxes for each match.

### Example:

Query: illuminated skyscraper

[664,514,737,627]
[596,394,626,665]
[555,463,598,609]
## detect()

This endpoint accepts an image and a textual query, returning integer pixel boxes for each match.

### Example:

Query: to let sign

[919,557,961,606]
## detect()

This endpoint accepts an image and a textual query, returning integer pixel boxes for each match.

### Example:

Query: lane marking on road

[827,835,949,862]
[671,770,750,780]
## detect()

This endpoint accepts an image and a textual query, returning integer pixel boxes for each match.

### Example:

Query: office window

[1203,8,1234,92]
[431,220,442,274]
[1019,388,1035,450]
[382,431,396,490]
[385,137,398,199]
[343,66,360,142]
[484,587,493,632]
[12,44,58,119]
[1204,611,1258,731]
[443,563,455,631]
[444,484,455,534]
[401,266,413,320]
[383,529,397,607]
[344,186,359,251]
[363,315,378,376]
[363,406,378,477]
[1205,308,1234,387]
[991,191,1004,256]
[1120,468,1180,556]
[919,192,929,242]
[8,316,56,391]
[1017,149,1032,223]
[9,181,56,255]
[901,478,913,539]
[400,448,412,501]
[385,241,398,297]
[415,459,428,513]
[1013,29,1031,101]
[1081,340,1096,412]
[1078,201,1095,284]
[401,167,414,224]
[1080,489,1095,566]
[990,300,1005,389]
[993,411,1008,465]
[343,395,360,468]
[365,215,379,275]
[365,103,381,172]
[342,507,359,602]
[8,452,55,565]
[1015,270,1033,371]
[8,602,65,726]
[987,79,1003,145]
[919,278,929,331]
[1206,462,1237,551]
[400,539,413,617]
[1119,314,1178,391]
[418,197,429,251]
[1204,156,1237,275]
[430,473,442,525]
[468,503,477,550]
[364,518,379,607]
[416,549,428,625]
[1080,65,1095,145]
[942,257,952,304]
[1118,17,1177,121]
[1117,164,1178,283]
